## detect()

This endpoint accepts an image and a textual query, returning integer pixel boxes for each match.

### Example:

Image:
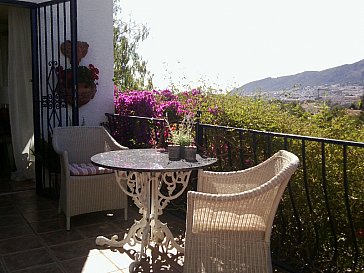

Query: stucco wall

[77,0,114,126]
[10,0,114,126]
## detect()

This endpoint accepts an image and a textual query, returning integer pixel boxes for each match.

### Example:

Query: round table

[91,148,216,268]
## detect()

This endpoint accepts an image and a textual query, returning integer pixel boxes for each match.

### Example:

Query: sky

[120,0,364,91]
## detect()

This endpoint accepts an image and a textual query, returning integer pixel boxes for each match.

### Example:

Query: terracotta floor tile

[40,229,84,246]
[0,214,26,226]
[0,190,185,273]
[0,197,13,208]
[16,200,57,214]
[0,261,6,273]
[3,248,54,272]
[129,256,181,272]
[70,214,112,228]
[0,177,12,193]
[70,209,127,228]
[62,254,118,273]
[11,191,39,201]
[8,179,35,192]
[76,222,122,239]
[61,257,88,273]
[29,218,66,233]
[0,224,33,240]
[50,240,100,261]
[11,263,62,273]
[22,209,61,223]
[15,194,55,204]
[0,206,18,216]
[98,248,134,270]
[98,244,184,273]
[112,208,142,227]
[0,184,12,193]
[14,194,57,213]
[0,235,43,255]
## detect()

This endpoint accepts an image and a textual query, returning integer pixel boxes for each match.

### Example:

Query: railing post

[70,0,79,125]
[195,110,203,154]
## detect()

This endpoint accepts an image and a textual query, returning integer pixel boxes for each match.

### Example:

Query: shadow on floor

[0,190,185,273]
[0,170,35,195]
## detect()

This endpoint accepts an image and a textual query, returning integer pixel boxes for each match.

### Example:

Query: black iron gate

[30,0,79,196]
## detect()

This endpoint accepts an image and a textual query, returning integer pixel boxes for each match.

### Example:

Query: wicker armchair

[52,126,129,230]
[184,150,299,273]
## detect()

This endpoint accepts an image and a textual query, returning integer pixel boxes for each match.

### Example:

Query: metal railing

[104,113,166,148]
[195,122,364,272]
[105,113,364,272]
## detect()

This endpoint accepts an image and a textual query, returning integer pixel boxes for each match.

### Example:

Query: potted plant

[166,115,197,161]
[56,41,99,106]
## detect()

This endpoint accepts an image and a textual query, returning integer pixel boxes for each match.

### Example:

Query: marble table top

[91,148,217,172]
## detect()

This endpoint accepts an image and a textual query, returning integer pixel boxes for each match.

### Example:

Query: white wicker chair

[52,126,129,230]
[184,150,299,273]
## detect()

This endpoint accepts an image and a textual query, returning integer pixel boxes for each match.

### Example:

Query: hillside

[233,59,364,95]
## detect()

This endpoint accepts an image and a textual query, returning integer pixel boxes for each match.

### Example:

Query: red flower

[56,64,99,87]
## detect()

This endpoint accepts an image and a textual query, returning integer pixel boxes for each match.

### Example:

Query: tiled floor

[0,170,35,195]
[0,190,186,273]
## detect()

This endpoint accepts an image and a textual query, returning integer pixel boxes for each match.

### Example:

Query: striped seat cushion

[69,163,113,176]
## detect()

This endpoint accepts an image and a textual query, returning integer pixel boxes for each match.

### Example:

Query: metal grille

[195,122,364,272]
[31,0,78,196]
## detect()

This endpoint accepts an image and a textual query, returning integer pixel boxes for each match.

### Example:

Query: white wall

[77,0,114,126]
[11,0,115,126]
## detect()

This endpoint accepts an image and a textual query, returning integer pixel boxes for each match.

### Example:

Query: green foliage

[114,88,364,271]
[113,0,153,90]
[197,120,363,271]
[195,94,364,142]
[179,94,364,271]
[167,115,194,146]
[170,131,192,146]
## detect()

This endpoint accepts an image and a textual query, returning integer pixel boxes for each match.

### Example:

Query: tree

[360,94,364,110]
[113,0,153,90]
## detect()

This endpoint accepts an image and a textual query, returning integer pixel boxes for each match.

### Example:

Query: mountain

[233,59,364,95]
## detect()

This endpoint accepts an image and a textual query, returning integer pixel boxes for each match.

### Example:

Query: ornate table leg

[96,171,151,248]
[96,170,192,255]
[149,171,191,253]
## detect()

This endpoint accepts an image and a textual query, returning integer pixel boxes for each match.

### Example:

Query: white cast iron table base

[95,170,191,269]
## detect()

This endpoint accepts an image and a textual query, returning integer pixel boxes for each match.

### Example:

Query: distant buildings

[246,83,364,107]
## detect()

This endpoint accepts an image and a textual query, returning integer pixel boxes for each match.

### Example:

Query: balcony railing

[105,113,364,272]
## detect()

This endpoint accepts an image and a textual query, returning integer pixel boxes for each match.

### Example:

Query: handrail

[196,122,364,272]
[199,123,364,147]
[104,113,364,272]
[106,113,165,123]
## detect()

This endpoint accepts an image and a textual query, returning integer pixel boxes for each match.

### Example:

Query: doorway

[0,5,35,194]
[1,0,79,196]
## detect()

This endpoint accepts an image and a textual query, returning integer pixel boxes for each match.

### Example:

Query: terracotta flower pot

[60,40,89,65]
[64,82,97,106]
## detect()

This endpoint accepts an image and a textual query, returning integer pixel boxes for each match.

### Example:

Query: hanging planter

[56,41,99,107]
[60,40,89,66]
[64,82,97,107]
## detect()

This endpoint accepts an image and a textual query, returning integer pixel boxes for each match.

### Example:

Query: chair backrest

[52,126,120,163]
[198,150,298,193]
[197,150,299,241]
